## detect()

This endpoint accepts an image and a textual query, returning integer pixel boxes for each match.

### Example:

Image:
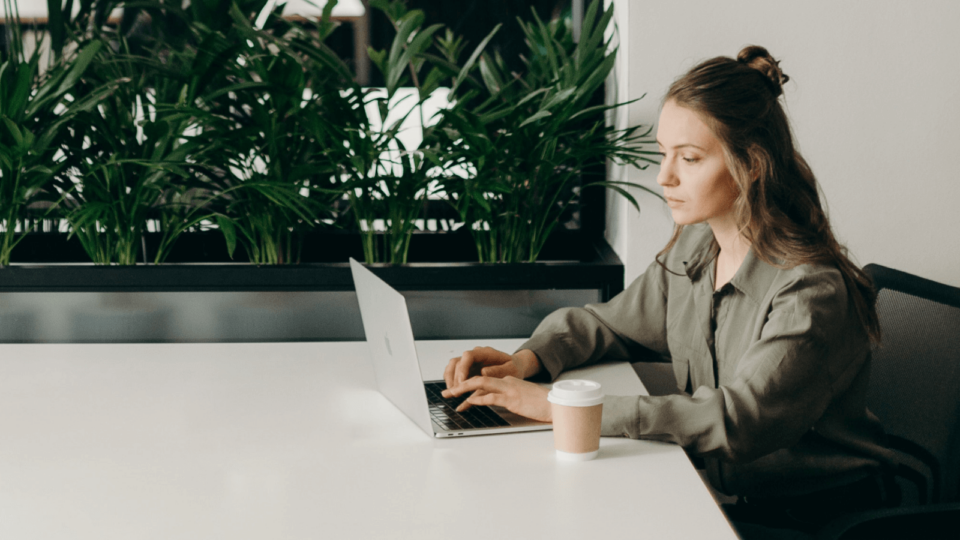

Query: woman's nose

[657,158,678,187]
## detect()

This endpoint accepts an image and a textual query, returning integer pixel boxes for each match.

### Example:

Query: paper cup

[548,380,603,461]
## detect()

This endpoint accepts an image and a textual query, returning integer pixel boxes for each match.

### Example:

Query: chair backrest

[863,264,960,504]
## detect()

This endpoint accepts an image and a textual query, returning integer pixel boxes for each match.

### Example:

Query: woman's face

[656,100,739,227]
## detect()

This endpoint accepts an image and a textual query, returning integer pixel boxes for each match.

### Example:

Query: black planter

[0,229,623,343]
[1,228,624,298]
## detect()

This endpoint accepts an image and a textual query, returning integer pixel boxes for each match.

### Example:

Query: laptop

[349,258,552,438]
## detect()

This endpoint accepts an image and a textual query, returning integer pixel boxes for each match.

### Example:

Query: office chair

[815,264,960,539]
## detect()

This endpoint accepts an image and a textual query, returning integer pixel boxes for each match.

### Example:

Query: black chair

[816,503,960,540]
[815,264,960,539]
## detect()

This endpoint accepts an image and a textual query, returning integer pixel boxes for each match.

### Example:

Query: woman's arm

[519,257,672,381]
[442,254,672,391]
[440,257,672,417]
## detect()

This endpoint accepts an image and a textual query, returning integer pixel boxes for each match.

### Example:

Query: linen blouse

[519,223,894,497]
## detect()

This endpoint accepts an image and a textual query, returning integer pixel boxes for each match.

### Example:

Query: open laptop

[349,258,552,438]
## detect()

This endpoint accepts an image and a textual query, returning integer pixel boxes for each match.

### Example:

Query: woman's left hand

[444,376,552,423]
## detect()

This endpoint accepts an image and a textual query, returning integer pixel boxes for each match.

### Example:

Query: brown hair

[658,45,880,342]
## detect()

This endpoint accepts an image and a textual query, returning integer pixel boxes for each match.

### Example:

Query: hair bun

[737,45,789,97]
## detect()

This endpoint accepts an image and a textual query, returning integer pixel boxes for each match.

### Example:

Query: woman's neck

[709,215,751,290]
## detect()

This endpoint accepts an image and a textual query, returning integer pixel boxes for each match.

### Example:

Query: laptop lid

[349,258,435,437]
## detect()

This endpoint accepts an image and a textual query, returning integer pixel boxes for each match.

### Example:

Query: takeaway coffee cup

[548,380,604,461]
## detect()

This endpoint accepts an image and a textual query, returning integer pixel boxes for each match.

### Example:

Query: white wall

[606,0,960,288]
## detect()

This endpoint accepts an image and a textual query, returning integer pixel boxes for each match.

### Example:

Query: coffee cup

[548,379,604,461]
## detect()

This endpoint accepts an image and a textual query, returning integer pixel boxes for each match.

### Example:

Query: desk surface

[0,340,736,539]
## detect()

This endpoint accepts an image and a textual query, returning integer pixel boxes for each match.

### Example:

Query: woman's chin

[670,208,718,227]
[670,211,696,226]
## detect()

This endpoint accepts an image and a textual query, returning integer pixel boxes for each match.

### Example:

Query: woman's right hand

[441,347,542,396]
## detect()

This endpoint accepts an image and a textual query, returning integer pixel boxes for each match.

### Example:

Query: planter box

[0,230,624,343]
[2,229,623,297]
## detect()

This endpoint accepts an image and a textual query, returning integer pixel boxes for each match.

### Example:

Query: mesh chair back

[864,264,960,504]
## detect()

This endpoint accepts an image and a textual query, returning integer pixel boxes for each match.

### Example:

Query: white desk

[0,340,737,539]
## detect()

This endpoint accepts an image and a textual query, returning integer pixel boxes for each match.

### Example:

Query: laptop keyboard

[424,382,511,431]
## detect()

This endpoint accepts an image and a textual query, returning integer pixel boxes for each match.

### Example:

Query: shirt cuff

[600,395,643,437]
[516,334,565,382]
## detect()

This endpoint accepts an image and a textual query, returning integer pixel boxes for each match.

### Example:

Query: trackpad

[492,405,551,428]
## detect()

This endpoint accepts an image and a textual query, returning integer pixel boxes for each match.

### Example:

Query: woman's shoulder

[774,260,847,297]
[767,260,860,335]
[738,249,852,319]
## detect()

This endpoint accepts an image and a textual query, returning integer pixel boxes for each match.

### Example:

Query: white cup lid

[547,379,604,407]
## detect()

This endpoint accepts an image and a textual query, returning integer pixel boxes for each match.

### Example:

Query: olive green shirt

[520,224,894,497]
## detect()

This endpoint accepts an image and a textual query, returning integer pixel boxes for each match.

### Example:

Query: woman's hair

[658,45,880,342]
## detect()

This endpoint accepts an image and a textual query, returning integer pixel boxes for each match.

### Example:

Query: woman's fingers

[452,377,510,411]
[443,349,481,392]
[449,376,552,422]
[448,377,494,411]
[463,388,506,409]
[443,347,514,397]
[455,347,507,385]
[443,357,460,390]
[453,348,480,388]
[446,375,504,397]
[480,361,516,379]
[455,388,490,412]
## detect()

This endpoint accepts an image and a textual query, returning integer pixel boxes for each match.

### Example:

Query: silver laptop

[350,258,552,438]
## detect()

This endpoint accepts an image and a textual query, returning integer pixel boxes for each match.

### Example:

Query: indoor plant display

[2,0,653,283]
[1,0,651,344]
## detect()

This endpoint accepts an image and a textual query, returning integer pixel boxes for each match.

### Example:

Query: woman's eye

[682,157,699,163]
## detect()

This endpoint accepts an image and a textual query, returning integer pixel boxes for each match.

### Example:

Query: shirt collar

[728,248,780,304]
[681,225,718,282]
[681,228,780,304]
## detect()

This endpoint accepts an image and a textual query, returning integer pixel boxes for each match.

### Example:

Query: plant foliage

[0,0,111,266]
[431,0,660,262]
[188,2,350,264]
[332,0,446,264]
[1,0,657,266]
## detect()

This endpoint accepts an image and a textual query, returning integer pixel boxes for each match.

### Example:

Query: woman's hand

[441,347,542,392]
[443,376,552,423]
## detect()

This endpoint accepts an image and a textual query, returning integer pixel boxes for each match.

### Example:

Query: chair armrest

[886,434,941,503]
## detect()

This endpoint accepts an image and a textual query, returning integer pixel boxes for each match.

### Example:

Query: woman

[442,46,895,533]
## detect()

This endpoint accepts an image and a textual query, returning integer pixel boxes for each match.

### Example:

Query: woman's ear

[746,144,769,184]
